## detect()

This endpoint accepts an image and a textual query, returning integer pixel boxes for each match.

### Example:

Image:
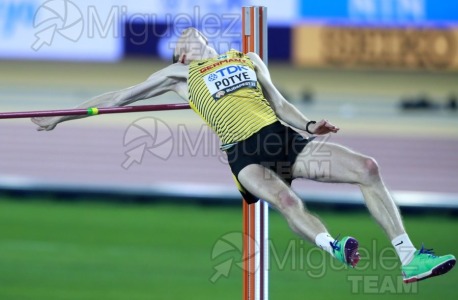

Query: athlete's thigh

[292,140,367,183]
[237,164,300,210]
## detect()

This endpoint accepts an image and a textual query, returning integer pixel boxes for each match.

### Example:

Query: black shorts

[226,121,313,204]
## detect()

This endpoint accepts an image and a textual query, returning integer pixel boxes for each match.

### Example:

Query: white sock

[315,232,335,257]
[391,233,416,266]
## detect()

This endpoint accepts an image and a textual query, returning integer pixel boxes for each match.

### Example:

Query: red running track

[0,123,457,201]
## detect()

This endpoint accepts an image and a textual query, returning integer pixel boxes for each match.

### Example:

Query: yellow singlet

[188,49,278,146]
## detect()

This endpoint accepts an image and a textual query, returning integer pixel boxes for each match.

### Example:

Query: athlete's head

[172,27,218,64]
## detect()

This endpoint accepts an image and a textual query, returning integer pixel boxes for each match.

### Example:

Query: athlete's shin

[277,191,329,243]
[359,177,406,239]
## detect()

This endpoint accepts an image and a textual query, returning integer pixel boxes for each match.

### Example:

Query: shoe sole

[344,237,360,268]
[403,258,456,283]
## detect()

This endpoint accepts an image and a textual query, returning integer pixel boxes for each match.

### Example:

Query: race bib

[203,64,258,100]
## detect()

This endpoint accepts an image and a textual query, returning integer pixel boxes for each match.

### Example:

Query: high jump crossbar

[0,6,270,300]
[0,103,191,119]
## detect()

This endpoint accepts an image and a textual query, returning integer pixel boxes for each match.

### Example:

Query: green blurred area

[0,198,456,300]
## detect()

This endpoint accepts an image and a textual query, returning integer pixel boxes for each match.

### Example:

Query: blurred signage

[293,25,458,70]
[117,0,299,60]
[121,0,299,25]
[300,0,458,25]
[0,0,121,61]
[0,0,299,62]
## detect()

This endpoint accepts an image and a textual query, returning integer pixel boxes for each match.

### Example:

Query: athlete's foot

[330,236,360,268]
[402,245,456,283]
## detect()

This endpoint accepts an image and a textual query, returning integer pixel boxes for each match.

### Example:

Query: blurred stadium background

[0,0,457,299]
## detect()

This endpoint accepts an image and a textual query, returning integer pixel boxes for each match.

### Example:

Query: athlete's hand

[31,117,60,131]
[308,119,340,135]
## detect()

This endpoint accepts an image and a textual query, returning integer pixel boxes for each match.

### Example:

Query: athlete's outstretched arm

[248,53,339,135]
[32,63,188,131]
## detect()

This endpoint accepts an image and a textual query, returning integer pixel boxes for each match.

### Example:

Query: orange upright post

[242,6,269,300]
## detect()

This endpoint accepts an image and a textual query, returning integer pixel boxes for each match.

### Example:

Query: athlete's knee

[358,156,380,184]
[277,190,302,211]
[365,157,379,176]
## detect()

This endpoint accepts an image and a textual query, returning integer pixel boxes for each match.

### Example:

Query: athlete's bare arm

[32,63,189,131]
[248,52,339,135]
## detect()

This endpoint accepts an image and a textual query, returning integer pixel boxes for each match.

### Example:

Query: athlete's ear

[179,54,186,64]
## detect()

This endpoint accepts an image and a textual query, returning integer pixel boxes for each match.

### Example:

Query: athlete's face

[179,29,218,64]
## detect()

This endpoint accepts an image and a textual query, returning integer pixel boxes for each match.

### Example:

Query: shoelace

[418,244,437,258]
[329,234,341,251]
